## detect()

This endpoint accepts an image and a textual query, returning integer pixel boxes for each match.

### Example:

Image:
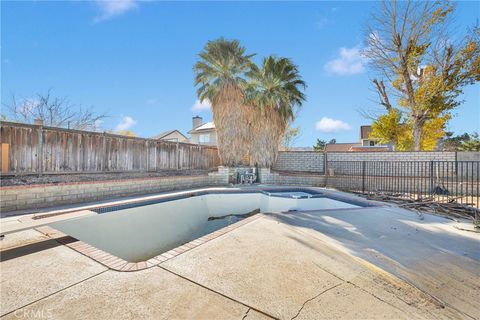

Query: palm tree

[245,56,306,167]
[193,38,255,166]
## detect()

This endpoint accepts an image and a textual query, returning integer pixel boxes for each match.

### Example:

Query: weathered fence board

[0,121,220,174]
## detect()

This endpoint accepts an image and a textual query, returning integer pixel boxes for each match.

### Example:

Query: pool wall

[50,189,371,262]
[36,187,383,271]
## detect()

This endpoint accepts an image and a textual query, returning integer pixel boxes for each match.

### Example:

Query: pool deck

[1,189,479,319]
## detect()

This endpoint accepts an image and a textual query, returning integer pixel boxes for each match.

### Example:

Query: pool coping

[35,214,261,272]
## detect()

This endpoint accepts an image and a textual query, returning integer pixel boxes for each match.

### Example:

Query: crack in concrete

[241,308,251,320]
[312,262,410,315]
[158,265,278,319]
[313,261,477,320]
[1,269,109,317]
[290,283,342,320]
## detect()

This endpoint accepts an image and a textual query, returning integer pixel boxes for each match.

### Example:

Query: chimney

[192,116,203,130]
[34,118,44,126]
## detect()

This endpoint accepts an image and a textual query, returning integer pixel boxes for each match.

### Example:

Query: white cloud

[191,99,211,112]
[324,47,366,76]
[316,17,329,29]
[115,116,136,131]
[315,117,352,133]
[146,98,159,105]
[94,0,138,22]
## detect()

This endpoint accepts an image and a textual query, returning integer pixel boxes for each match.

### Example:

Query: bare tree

[4,89,107,131]
[364,1,479,150]
[280,126,301,150]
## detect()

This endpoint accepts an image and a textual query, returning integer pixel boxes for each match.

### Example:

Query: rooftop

[151,129,187,140]
[324,143,360,152]
[189,121,215,133]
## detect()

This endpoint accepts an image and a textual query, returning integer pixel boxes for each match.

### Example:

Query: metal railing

[326,161,479,208]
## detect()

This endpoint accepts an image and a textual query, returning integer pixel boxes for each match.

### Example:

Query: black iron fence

[326,161,479,208]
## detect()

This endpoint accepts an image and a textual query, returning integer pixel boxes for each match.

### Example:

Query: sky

[2,0,479,147]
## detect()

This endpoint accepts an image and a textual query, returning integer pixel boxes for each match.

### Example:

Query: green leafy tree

[313,139,326,151]
[365,1,479,151]
[460,132,480,151]
[441,132,471,151]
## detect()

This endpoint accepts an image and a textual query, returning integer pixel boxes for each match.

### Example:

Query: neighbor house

[151,130,188,143]
[325,125,391,152]
[188,116,217,146]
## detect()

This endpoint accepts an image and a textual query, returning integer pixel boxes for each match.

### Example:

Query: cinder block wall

[273,152,324,173]
[259,168,326,186]
[457,152,480,161]
[1,173,228,212]
[273,151,459,174]
[325,151,456,162]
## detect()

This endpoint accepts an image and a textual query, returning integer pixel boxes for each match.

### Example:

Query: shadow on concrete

[0,237,74,262]
[268,207,480,267]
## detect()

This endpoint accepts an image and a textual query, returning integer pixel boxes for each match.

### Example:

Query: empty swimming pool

[51,188,368,262]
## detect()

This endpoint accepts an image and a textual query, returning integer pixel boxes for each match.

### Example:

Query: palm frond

[193,38,255,166]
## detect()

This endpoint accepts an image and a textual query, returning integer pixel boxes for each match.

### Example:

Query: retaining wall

[1,172,228,212]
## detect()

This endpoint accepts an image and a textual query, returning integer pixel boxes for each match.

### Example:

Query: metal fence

[327,161,480,208]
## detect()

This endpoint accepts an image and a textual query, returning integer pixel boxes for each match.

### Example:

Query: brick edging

[35,214,261,272]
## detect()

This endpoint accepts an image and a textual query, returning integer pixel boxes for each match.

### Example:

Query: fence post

[429,160,434,194]
[101,132,107,172]
[146,140,149,172]
[37,125,44,176]
[324,152,328,175]
[362,161,366,193]
[176,142,180,170]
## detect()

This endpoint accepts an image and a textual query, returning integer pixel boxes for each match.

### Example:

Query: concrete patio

[1,205,479,319]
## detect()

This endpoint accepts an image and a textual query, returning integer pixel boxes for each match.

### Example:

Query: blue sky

[2,1,479,146]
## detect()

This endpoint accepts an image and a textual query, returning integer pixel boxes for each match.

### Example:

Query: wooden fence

[0,121,220,174]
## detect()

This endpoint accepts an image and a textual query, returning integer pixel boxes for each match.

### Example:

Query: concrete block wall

[457,153,480,177]
[325,151,456,162]
[273,151,470,177]
[0,173,228,212]
[327,161,440,177]
[273,152,324,173]
[259,168,326,186]
[457,152,480,161]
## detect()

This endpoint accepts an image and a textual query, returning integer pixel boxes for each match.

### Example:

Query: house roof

[188,122,215,134]
[360,125,372,140]
[325,143,361,152]
[151,129,187,140]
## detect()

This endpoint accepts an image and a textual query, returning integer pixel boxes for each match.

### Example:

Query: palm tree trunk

[212,84,251,166]
[249,107,284,167]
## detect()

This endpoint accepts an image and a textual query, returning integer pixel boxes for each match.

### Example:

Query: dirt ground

[0,169,213,186]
